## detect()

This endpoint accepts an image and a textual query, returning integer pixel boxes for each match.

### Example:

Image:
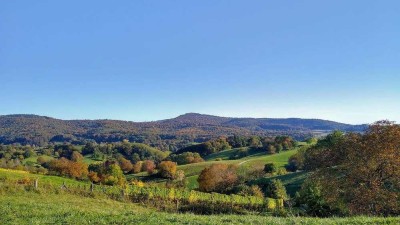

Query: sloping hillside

[0,113,366,147]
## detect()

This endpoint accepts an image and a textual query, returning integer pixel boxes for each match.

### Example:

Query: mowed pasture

[131,148,298,189]
[180,148,298,176]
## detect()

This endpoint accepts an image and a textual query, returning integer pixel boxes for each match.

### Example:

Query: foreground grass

[1,192,399,225]
[0,169,399,224]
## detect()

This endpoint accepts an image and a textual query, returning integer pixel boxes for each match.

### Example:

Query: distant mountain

[0,113,367,149]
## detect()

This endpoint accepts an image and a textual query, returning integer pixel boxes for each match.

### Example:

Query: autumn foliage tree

[88,160,126,186]
[47,157,88,180]
[167,152,204,165]
[198,164,238,193]
[142,160,156,175]
[118,157,133,173]
[157,161,177,179]
[302,121,400,215]
[132,161,143,173]
[71,151,84,162]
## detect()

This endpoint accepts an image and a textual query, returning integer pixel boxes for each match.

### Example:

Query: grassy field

[0,168,86,186]
[1,169,399,224]
[82,154,104,164]
[23,147,300,191]
[179,149,297,177]
[24,154,102,165]
[22,155,53,164]
[130,149,299,189]
[0,185,398,224]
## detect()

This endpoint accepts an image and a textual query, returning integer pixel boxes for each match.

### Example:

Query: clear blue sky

[1,1,399,124]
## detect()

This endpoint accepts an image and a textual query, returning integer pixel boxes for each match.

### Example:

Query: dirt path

[238,160,249,165]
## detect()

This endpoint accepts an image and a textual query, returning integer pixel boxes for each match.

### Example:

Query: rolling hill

[0,113,366,148]
[1,169,396,224]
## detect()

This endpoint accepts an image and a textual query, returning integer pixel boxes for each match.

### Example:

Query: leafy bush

[265,179,288,200]
[142,160,156,175]
[177,137,231,156]
[229,148,249,160]
[88,160,126,186]
[264,163,277,174]
[235,184,264,198]
[295,181,342,217]
[132,161,143,173]
[157,161,177,179]
[117,157,133,173]
[198,164,238,193]
[47,157,88,180]
[167,152,204,165]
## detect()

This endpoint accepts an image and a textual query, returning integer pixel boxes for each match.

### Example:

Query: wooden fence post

[121,189,125,201]
[61,181,67,190]
[34,179,38,190]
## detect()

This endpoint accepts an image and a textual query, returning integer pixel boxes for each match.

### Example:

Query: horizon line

[0,112,370,125]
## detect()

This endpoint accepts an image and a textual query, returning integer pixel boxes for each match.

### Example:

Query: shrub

[142,160,156,175]
[167,152,204,165]
[132,161,143,173]
[71,151,84,162]
[236,184,264,198]
[286,145,308,172]
[198,164,238,193]
[176,137,231,156]
[118,157,133,173]
[264,163,277,174]
[36,167,48,174]
[267,145,276,154]
[37,156,49,165]
[275,144,283,153]
[295,181,341,217]
[88,171,100,183]
[24,149,36,158]
[88,161,126,186]
[229,148,249,160]
[47,157,88,180]
[265,179,288,200]
[174,170,186,187]
[276,167,287,176]
[157,161,177,179]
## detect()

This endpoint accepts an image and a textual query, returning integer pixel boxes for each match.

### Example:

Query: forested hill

[0,113,366,149]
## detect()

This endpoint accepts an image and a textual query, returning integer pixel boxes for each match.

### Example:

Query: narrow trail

[238,160,249,165]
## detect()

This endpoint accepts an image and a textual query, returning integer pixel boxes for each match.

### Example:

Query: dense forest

[0,113,366,150]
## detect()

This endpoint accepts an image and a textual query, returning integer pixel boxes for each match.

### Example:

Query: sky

[1,0,399,124]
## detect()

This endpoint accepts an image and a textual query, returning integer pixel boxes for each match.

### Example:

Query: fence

[4,176,283,214]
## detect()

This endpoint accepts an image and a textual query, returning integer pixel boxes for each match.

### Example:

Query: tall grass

[1,191,398,225]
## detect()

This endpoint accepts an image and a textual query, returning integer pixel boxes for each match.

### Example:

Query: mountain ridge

[0,112,366,125]
[0,113,367,149]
